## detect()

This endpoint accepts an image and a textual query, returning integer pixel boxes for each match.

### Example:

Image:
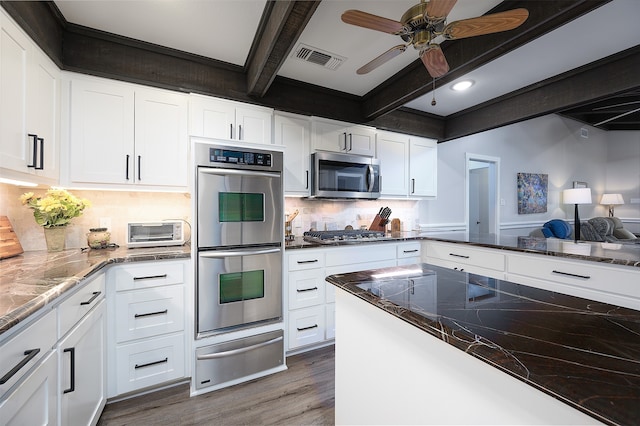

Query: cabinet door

[275,113,310,195]
[376,131,409,196]
[0,350,57,426]
[134,88,188,187]
[409,137,437,197]
[345,125,375,156]
[69,78,135,184]
[311,119,345,152]
[59,300,106,426]
[189,95,235,139]
[235,106,272,144]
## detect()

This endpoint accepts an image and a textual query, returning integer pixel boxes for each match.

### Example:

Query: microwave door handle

[367,164,374,192]
[200,247,281,258]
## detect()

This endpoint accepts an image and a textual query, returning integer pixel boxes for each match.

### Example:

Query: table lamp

[563,187,592,243]
[600,193,624,217]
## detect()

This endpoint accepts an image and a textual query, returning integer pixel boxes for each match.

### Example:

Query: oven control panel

[210,148,272,167]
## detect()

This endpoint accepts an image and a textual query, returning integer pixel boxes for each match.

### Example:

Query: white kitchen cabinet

[396,241,422,266]
[376,131,409,196]
[0,9,60,185]
[424,240,505,280]
[311,117,376,156]
[274,112,311,196]
[66,74,188,190]
[106,260,188,398]
[189,94,273,144]
[409,137,438,197]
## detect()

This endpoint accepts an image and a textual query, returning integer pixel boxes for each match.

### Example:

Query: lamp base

[574,204,580,243]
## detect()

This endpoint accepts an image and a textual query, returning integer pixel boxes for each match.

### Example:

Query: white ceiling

[54,0,640,117]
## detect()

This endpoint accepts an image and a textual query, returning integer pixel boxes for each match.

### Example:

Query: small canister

[87,227,111,249]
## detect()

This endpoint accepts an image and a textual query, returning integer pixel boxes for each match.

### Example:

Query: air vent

[293,44,345,70]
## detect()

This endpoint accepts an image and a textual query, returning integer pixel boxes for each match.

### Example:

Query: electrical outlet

[500,198,506,206]
[99,217,111,230]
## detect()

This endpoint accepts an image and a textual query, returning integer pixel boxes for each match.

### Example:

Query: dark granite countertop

[326,263,640,426]
[0,246,191,337]
[285,231,640,268]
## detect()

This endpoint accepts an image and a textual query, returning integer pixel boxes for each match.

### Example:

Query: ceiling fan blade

[357,45,407,75]
[420,45,449,78]
[341,9,405,35]
[443,8,529,40]
[426,0,458,20]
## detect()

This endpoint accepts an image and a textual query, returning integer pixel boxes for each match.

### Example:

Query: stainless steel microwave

[127,221,185,248]
[309,151,380,199]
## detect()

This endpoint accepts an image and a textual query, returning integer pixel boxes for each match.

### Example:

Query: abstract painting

[517,172,548,214]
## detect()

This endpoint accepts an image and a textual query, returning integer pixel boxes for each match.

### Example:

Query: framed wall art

[517,172,548,214]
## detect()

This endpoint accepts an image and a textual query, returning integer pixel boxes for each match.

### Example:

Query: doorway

[465,154,500,235]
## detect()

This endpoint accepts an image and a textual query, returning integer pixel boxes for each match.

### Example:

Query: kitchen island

[326,263,640,425]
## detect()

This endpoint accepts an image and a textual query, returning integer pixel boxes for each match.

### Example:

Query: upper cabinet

[376,131,437,198]
[189,94,273,144]
[0,9,60,185]
[64,74,188,190]
[311,117,376,156]
[274,112,310,196]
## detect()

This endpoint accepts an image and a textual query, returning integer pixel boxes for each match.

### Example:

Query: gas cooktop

[303,229,390,244]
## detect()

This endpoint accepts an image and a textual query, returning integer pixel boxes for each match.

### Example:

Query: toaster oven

[127,221,185,248]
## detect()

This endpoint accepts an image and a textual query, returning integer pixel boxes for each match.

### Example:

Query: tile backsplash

[1,184,191,251]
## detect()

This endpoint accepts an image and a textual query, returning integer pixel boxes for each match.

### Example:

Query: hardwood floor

[97,345,335,425]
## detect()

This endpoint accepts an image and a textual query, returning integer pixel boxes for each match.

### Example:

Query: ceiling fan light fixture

[451,80,474,91]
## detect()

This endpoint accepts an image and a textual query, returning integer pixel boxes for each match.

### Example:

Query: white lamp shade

[600,193,624,205]
[563,187,592,204]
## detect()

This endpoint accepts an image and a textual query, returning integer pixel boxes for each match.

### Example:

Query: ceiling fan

[341,0,529,78]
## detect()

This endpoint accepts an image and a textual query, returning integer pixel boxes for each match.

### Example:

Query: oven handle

[199,247,281,258]
[199,168,279,179]
[196,336,283,360]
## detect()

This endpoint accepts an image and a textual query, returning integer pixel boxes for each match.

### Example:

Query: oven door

[197,167,282,248]
[197,246,282,336]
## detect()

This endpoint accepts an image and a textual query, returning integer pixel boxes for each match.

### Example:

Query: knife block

[368,215,387,232]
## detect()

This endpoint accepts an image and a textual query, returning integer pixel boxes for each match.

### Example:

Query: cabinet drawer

[115,333,185,395]
[112,261,184,291]
[0,309,56,395]
[426,242,505,271]
[115,285,184,343]
[287,306,326,350]
[59,273,105,339]
[289,269,326,310]
[325,244,396,267]
[288,251,325,271]
[397,242,421,259]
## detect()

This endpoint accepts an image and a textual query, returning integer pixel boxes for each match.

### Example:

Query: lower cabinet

[423,240,505,279]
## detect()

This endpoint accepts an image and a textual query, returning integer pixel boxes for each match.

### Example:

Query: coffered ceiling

[6,0,640,139]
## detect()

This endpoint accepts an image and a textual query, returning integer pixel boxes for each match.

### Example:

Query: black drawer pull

[297,324,318,332]
[133,274,168,281]
[403,249,419,254]
[296,259,319,264]
[135,358,168,369]
[0,348,40,385]
[135,309,168,318]
[296,287,318,293]
[449,253,470,259]
[63,347,75,393]
[27,134,38,168]
[80,291,101,306]
[552,270,591,280]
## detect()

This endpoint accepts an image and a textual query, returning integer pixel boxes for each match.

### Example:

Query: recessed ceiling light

[451,80,474,91]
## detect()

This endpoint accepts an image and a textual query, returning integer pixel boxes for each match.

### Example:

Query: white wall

[419,114,640,231]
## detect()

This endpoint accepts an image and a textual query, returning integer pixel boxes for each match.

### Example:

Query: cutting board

[0,216,24,259]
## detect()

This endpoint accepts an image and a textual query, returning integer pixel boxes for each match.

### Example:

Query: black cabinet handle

[349,133,353,152]
[0,348,40,385]
[342,132,347,151]
[27,134,38,168]
[135,358,168,369]
[239,124,242,140]
[449,253,470,259]
[63,347,75,394]
[453,267,465,272]
[126,155,130,180]
[80,291,101,306]
[296,259,318,264]
[135,309,168,318]
[411,178,416,194]
[230,123,233,139]
[133,274,168,281]
[403,249,419,254]
[137,155,141,181]
[35,138,44,170]
[305,170,309,189]
[296,287,318,293]
[552,270,591,280]
[297,324,318,332]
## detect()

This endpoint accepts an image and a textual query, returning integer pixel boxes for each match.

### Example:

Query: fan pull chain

[431,77,437,106]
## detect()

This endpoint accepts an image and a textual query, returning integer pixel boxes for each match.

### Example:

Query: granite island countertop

[0,245,191,337]
[326,263,640,426]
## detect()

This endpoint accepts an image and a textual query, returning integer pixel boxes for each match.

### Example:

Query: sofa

[530,217,640,243]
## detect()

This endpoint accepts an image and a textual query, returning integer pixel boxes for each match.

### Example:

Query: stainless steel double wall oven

[195,143,283,338]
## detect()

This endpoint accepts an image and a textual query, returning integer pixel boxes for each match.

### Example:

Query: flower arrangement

[20,188,91,228]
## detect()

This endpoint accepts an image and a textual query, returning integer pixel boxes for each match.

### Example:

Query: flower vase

[44,226,67,252]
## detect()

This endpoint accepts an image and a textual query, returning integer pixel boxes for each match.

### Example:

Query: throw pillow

[580,222,605,242]
[544,219,572,239]
[613,228,637,240]
[541,227,553,238]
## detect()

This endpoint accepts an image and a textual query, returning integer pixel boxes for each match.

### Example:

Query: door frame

[465,153,500,235]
